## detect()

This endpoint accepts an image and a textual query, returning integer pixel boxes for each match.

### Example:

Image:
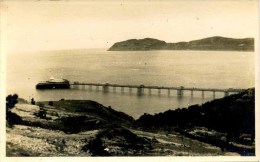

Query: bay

[6,49,254,118]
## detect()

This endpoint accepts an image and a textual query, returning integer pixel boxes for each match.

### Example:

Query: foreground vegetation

[6,89,255,156]
[136,88,255,155]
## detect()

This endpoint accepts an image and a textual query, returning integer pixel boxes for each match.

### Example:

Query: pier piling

[103,85,109,92]
[70,82,242,97]
[224,91,229,97]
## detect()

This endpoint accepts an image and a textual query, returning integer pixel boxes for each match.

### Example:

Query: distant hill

[108,36,254,51]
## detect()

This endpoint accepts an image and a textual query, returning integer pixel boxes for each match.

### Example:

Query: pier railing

[70,82,244,97]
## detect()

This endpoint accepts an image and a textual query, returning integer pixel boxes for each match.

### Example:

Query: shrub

[6,94,22,127]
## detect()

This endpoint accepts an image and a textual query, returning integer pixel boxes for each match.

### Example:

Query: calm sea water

[6,49,254,118]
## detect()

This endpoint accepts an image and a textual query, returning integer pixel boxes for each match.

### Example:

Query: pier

[70,82,244,97]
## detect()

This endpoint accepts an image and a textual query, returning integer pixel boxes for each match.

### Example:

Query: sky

[1,0,259,52]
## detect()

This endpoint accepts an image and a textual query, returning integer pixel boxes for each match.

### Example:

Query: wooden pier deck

[70,82,244,97]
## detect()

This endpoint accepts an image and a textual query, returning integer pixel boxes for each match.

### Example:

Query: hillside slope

[136,88,255,155]
[6,99,236,156]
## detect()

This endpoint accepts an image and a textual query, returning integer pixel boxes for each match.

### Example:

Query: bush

[48,101,53,106]
[6,94,18,111]
[6,94,22,126]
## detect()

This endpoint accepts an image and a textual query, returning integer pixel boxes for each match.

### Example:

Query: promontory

[108,36,254,51]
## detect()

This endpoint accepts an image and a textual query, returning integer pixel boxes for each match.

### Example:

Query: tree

[6,94,21,127]
[6,94,18,111]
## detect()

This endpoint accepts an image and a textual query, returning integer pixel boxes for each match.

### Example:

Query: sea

[6,49,254,118]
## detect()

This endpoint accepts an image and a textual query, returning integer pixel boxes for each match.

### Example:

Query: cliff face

[108,36,254,51]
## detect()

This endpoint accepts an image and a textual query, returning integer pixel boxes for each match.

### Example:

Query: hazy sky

[2,0,259,52]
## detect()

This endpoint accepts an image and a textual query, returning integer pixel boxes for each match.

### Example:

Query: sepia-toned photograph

[0,0,259,160]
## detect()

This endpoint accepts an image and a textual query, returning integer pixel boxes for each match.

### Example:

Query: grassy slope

[6,98,239,156]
